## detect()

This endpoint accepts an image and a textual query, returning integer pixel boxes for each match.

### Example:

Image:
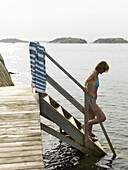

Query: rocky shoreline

[0,37,128,44]
[48,37,128,44]
[48,37,87,43]
[0,38,28,43]
[93,38,128,43]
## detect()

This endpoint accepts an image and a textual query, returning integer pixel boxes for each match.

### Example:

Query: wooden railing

[45,52,116,158]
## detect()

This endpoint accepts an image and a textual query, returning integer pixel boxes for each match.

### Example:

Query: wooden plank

[0,125,40,129]
[0,135,42,143]
[0,161,44,170]
[0,86,44,169]
[0,113,39,119]
[0,150,43,158]
[0,120,40,127]
[0,145,43,153]
[0,141,42,148]
[0,155,43,165]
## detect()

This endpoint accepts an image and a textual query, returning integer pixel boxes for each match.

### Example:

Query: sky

[0,0,128,42]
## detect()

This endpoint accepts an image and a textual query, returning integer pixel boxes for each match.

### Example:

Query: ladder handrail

[46,74,84,113]
[45,52,94,99]
[45,52,83,90]
[45,52,94,98]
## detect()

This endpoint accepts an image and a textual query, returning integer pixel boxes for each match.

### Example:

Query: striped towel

[29,41,46,93]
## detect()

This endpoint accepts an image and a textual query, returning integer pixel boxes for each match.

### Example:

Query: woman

[83,61,109,141]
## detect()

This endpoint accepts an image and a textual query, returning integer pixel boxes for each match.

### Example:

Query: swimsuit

[87,77,99,88]
[87,70,99,88]
[92,98,96,102]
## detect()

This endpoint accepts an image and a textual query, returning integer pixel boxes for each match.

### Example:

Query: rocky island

[48,37,87,43]
[93,38,128,43]
[0,38,28,43]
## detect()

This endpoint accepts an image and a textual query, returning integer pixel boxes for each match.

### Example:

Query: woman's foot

[81,124,98,141]
[90,135,98,142]
[81,124,84,130]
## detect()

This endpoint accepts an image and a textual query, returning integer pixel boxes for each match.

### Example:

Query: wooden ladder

[39,93,106,156]
[37,52,116,158]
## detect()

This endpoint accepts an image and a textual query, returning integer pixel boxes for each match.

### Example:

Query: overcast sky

[0,0,128,42]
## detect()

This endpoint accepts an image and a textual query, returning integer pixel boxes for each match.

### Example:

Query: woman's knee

[95,104,106,122]
[101,115,106,122]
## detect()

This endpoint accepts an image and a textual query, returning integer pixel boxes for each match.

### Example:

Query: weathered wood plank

[0,161,44,170]
[0,128,40,134]
[0,113,39,119]
[0,135,42,143]
[0,86,44,169]
[0,120,39,127]
[0,155,43,165]
[0,150,43,158]
[0,141,42,148]
[0,144,43,153]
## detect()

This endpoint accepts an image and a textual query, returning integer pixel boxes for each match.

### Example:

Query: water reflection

[43,141,118,170]
[43,142,83,170]
[1,43,127,169]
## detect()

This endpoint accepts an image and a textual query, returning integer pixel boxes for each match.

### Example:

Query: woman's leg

[81,100,95,132]
[88,100,106,141]
[82,100,106,141]
[88,101,106,127]
[88,101,95,137]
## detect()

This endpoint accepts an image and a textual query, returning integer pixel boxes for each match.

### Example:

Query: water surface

[0,43,128,169]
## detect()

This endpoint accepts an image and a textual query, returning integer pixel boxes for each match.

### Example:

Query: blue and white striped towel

[29,41,46,93]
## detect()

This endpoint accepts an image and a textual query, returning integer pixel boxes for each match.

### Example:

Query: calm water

[0,43,128,169]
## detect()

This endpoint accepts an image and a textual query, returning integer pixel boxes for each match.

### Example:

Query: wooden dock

[0,86,44,170]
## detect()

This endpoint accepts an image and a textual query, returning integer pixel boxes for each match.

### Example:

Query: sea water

[0,42,128,169]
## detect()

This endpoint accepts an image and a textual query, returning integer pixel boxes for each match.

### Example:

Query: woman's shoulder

[91,70,97,75]
[89,71,96,80]
[90,70,98,80]
[92,70,98,76]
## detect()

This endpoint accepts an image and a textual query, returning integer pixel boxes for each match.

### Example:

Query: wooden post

[39,92,46,114]
[84,93,89,147]
[90,99,116,158]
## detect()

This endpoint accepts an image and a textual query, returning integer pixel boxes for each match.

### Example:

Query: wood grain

[0,86,44,169]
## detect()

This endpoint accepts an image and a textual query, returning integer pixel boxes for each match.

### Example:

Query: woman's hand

[83,86,88,93]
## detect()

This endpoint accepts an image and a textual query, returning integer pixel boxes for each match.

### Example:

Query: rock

[48,37,87,43]
[0,38,28,43]
[93,38,128,43]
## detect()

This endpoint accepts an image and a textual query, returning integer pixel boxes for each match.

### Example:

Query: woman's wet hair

[95,61,109,72]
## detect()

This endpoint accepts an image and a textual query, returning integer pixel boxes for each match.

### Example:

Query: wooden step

[40,95,106,156]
